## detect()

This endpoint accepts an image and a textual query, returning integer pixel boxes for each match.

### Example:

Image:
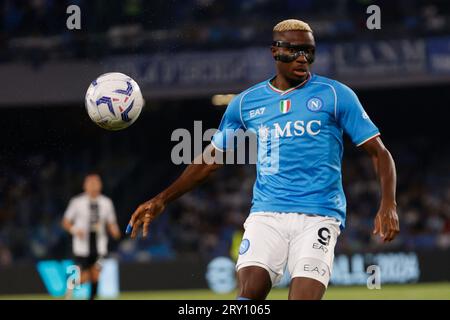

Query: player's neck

[86,192,100,200]
[272,74,309,91]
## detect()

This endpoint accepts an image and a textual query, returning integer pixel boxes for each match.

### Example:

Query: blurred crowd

[339,139,450,253]
[0,132,449,267]
[1,0,450,63]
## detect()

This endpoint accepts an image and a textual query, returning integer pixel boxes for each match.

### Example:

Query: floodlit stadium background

[0,0,449,299]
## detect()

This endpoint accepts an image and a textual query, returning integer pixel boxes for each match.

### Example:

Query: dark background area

[0,2,449,294]
[0,83,449,265]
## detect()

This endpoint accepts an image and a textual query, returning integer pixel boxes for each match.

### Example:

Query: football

[85,72,144,130]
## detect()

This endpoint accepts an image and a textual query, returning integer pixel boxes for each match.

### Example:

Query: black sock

[90,282,98,300]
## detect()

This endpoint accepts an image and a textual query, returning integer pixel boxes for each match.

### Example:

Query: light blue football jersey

[211,73,380,228]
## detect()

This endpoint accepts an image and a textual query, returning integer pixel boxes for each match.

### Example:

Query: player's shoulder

[235,80,268,100]
[227,80,269,112]
[98,194,114,205]
[71,193,86,202]
[310,74,353,93]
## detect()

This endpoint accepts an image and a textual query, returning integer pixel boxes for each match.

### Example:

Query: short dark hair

[85,171,101,179]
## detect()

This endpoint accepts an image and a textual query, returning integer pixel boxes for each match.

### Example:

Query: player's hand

[373,203,399,242]
[127,198,166,239]
[112,230,121,240]
[73,229,85,239]
[108,223,121,240]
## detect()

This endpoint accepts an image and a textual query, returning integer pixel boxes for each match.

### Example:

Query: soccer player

[126,19,399,300]
[62,173,121,300]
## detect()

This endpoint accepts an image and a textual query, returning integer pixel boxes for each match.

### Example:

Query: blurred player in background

[62,173,121,300]
[126,19,400,300]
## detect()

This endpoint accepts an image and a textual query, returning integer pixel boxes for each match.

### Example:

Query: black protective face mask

[272,41,315,64]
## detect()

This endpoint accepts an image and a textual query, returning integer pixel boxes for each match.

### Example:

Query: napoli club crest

[239,239,250,255]
[307,97,323,112]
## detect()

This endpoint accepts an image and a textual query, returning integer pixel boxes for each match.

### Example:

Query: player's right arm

[128,144,223,238]
[128,94,244,238]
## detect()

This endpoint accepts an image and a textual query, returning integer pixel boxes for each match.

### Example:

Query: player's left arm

[335,81,399,242]
[106,200,121,240]
[107,222,121,240]
[360,136,399,242]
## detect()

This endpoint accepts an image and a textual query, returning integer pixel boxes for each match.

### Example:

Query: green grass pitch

[1,282,449,300]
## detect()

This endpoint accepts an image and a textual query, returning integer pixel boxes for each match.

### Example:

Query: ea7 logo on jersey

[249,107,265,118]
